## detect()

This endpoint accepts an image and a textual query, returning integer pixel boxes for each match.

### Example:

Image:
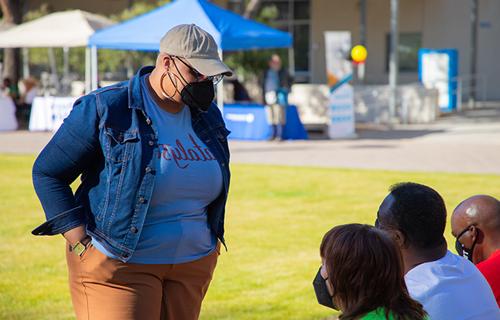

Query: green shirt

[360,308,394,320]
[360,308,428,320]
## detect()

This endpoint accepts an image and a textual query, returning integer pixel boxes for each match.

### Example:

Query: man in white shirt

[375,182,499,319]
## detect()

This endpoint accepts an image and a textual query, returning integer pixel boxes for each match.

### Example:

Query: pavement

[1,107,500,174]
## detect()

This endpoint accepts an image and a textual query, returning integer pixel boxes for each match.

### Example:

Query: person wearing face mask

[376,183,500,319]
[31,24,232,320]
[452,195,500,306]
[314,223,427,320]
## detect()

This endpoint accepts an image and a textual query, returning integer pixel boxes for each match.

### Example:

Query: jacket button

[145,166,152,173]
[146,118,152,125]
[138,197,146,204]
[130,226,138,234]
[148,140,154,146]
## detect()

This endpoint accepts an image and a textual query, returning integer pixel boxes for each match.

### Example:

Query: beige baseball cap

[160,24,232,77]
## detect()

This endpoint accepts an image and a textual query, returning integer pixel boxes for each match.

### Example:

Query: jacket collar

[128,65,154,111]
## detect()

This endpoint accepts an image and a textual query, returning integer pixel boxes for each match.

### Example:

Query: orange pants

[66,242,219,320]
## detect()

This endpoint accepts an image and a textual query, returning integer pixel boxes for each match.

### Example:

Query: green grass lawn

[1,153,499,319]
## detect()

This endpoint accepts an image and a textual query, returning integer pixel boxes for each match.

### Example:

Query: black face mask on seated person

[313,267,338,310]
[180,79,215,112]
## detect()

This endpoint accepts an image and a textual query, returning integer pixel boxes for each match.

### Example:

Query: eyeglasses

[175,57,224,84]
[454,224,475,256]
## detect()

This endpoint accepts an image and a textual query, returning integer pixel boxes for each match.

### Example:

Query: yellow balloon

[351,45,368,63]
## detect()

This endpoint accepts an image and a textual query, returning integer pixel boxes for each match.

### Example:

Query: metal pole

[63,47,69,79]
[388,0,399,121]
[85,47,91,94]
[63,47,70,95]
[360,0,367,46]
[91,46,98,91]
[469,0,479,107]
[457,78,463,112]
[288,0,295,77]
[22,48,29,78]
[357,0,367,84]
[288,47,295,78]
[48,47,60,93]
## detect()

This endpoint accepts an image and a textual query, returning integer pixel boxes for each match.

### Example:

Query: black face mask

[180,79,215,112]
[455,225,477,262]
[313,267,338,310]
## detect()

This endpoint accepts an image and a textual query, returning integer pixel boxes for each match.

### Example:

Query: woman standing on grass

[31,24,231,320]
[313,224,428,320]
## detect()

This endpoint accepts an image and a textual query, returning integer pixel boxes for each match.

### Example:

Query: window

[259,0,311,79]
[386,32,422,73]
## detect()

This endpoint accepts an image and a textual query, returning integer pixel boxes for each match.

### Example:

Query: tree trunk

[243,0,262,19]
[0,0,24,83]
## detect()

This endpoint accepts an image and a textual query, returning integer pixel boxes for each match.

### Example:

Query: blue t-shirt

[93,75,222,264]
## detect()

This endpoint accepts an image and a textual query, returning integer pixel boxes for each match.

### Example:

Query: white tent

[0,10,112,48]
[0,10,113,93]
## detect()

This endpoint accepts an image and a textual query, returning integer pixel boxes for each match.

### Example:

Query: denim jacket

[32,66,231,262]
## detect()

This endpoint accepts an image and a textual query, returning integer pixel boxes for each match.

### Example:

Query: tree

[225,3,282,81]
[0,0,24,83]
[243,0,262,19]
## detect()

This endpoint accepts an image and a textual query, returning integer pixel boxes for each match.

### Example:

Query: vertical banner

[418,49,458,112]
[324,31,355,139]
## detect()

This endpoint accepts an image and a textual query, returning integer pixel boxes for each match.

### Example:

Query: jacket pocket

[104,127,139,163]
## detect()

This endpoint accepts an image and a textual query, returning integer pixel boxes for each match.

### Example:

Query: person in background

[262,54,292,140]
[376,183,499,319]
[17,77,38,128]
[32,24,232,320]
[314,223,427,320]
[1,77,19,101]
[452,195,500,306]
[21,77,38,105]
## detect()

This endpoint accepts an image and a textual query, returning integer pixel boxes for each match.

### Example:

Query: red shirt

[477,250,500,307]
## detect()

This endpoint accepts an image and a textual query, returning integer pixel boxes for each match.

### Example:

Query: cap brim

[186,57,233,77]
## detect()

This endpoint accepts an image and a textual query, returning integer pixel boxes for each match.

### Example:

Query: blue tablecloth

[223,103,308,140]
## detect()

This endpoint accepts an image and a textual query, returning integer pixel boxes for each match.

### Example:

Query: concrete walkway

[230,108,500,174]
[1,107,499,174]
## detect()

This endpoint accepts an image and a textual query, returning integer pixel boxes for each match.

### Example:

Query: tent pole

[217,49,224,112]
[63,47,70,95]
[85,47,91,94]
[91,46,98,91]
[48,47,60,93]
[22,48,29,78]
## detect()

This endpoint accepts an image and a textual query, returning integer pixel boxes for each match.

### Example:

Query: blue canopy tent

[87,0,293,110]
[88,0,292,51]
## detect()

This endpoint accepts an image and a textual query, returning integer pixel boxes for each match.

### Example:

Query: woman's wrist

[63,225,87,245]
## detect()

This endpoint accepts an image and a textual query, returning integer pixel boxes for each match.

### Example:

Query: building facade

[229,0,500,101]
[22,0,500,100]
